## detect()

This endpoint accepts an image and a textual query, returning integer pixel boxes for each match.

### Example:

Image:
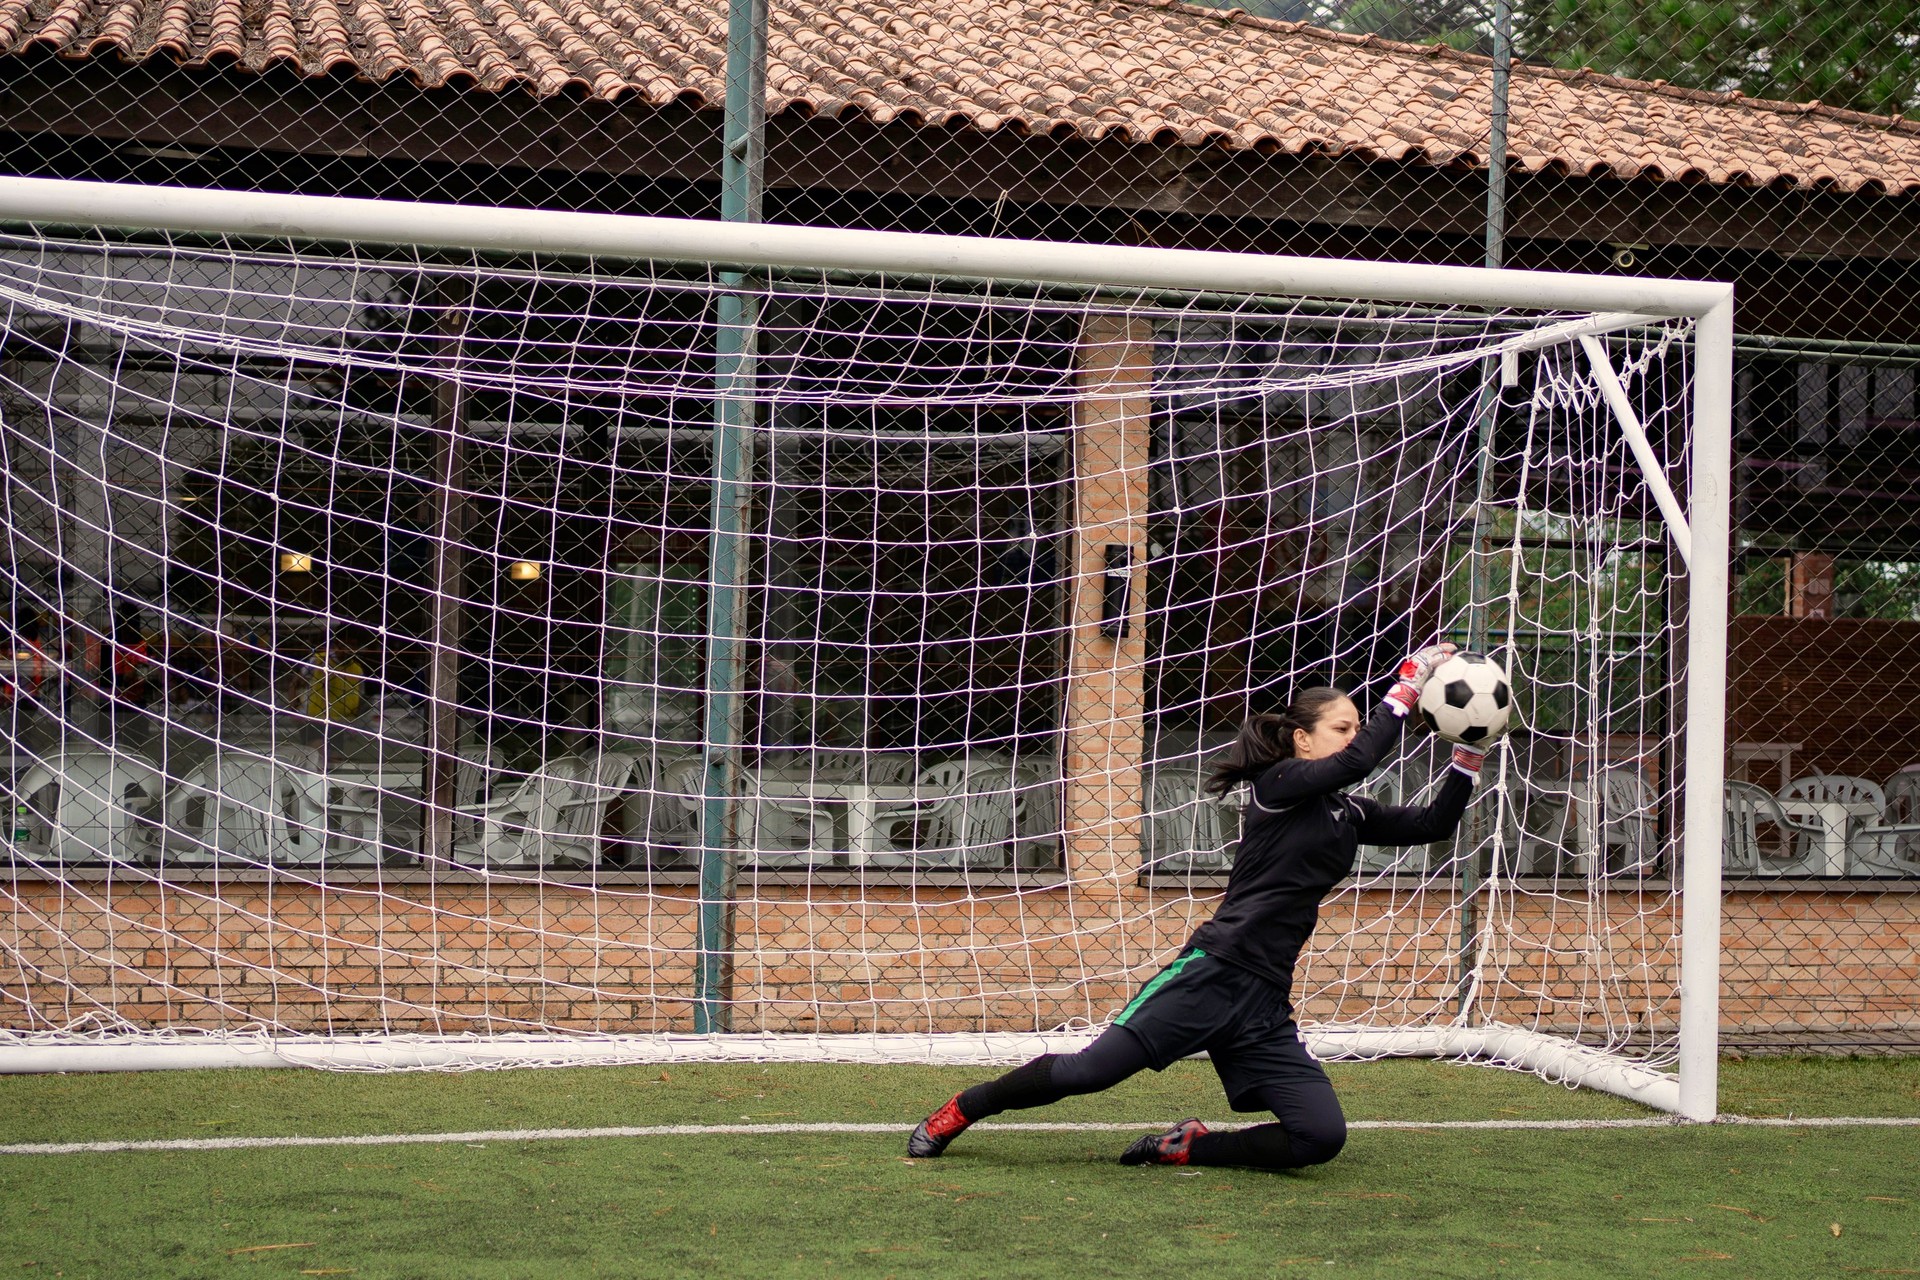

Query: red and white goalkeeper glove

[1450,744,1488,777]
[1384,642,1457,717]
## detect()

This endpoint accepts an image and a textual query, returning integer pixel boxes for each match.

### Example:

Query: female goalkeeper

[906,642,1488,1171]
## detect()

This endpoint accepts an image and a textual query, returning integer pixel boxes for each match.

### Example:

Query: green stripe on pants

[1113,948,1206,1027]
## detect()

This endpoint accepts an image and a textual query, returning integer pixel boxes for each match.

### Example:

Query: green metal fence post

[693,0,767,1034]
[1455,0,1515,1016]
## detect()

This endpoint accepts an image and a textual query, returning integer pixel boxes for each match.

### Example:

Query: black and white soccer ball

[1416,651,1512,745]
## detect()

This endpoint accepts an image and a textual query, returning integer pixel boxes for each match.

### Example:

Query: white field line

[3,1114,1917,1156]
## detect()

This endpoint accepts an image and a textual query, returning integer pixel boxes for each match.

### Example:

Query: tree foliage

[1511,0,1920,117]
[1230,0,1496,51]
[1194,0,1919,118]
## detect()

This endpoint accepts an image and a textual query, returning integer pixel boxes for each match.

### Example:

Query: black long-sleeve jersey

[1185,702,1474,999]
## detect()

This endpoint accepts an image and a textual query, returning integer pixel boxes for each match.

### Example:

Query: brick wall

[5,877,1914,1045]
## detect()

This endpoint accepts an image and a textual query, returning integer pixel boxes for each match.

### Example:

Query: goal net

[0,181,1731,1116]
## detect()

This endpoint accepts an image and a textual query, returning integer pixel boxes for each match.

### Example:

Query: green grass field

[3,1057,1916,1279]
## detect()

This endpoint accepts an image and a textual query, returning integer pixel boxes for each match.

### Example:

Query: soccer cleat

[1119,1117,1208,1166]
[907,1094,972,1158]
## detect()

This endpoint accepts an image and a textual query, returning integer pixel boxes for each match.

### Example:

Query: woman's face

[1292,696,1361,762]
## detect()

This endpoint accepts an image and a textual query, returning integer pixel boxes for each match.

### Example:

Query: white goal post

[0,177,1731,1120]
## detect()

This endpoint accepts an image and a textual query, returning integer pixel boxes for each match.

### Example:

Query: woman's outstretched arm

[1251,701,1407,810]
[1351,769,1474,846]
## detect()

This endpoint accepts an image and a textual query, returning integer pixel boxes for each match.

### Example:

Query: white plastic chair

[437,744,506,846]
[1882,766,1920,844]
[8,750,166,864]
[741,768,847,867]
[865,753,919,786]
[1143,771,1235,872]
[1505,765,1656,877]
[1780,773,1886,809]
[729,750,840,865]
[355,742,505,863]
[1780,774,1889,876]
[1845,768,1920,877]
[161,750,350,867]
[1723,780,1822,877]
[644,755,709,861]
[871,758,1016,868]
[1505,766,1580,876]
[1590,766,1659,876]
[766,750,919,785]
[450,752,644,870]
[736,751,929,866]
[1009,758,1062,869]
[803,749,866,779]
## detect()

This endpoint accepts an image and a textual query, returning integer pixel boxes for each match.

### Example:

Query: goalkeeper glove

[1384,641,1457,717]
[1450,744,1488,777]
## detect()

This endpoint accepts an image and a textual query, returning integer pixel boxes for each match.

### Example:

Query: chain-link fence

[0,0,1915,1055]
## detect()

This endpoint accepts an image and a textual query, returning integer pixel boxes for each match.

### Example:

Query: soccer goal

[0,178,1731,1120]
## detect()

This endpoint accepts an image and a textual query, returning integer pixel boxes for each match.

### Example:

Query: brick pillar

[1061,312,1154,898]
[1787,552,1834,619]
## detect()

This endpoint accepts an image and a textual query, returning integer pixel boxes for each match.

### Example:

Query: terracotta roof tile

[7,0,1919,197]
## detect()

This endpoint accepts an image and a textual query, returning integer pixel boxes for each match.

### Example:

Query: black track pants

[956,1026,1151,1118]
[1185,1077,1347,1170]
[954,1027,1346,1170]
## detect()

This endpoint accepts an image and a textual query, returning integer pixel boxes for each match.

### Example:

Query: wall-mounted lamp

[278,552,314,573]
[506,560,544,583]
[1608,242,1651,272]
[1099,544,1133,639]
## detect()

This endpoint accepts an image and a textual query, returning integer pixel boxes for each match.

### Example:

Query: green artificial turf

[2,1058,1916,1279]
[1715,1055,1920,1118]
[0,1057,1656,1146]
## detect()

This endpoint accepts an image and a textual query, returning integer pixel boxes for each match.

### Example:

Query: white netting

[0,219,1700,1097]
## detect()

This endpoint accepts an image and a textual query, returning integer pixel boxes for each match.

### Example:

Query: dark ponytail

[1204,686,1351,795]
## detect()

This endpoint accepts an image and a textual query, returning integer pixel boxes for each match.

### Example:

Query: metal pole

[1579,333,1694,566]
[0,177,1734,318]
[693,0,767,1034]
[421,296,470,875]
[1485,0,1513,273]
[1455,0,1516,1015]
[1676,294,1735,1121]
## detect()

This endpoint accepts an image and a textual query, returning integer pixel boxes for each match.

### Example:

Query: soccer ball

[1416,652,1512,745]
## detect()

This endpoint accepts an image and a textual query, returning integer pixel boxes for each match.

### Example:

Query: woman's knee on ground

[1282,1111,1347,1166]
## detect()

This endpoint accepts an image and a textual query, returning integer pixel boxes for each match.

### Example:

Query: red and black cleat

[1119,1117,1208,1166]
[907,1094,972,1158]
